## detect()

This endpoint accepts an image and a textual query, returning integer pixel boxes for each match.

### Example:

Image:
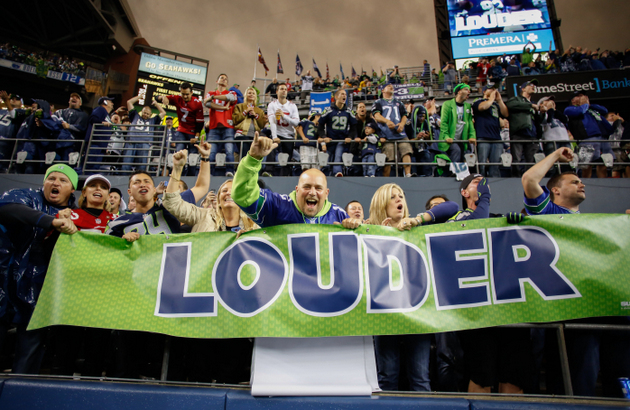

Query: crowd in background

[1,40,629,181]
[0,43,90,78]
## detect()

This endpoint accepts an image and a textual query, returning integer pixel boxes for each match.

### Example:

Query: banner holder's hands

[337,218,363,229]
[52,218,77,235]
[56,208,73,220]
[506,212,527,224]
[122,232,140,242]
[249,131,278,160]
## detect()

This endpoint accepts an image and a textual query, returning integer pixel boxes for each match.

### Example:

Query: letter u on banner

[289,232,363,317]
[362,235,430,313]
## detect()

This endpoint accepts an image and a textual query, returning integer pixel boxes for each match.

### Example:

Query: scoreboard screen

[447,0,555,59]
[134,53,207,114]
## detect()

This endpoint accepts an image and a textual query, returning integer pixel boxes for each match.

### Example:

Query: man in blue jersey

[0,91,27,170]
[372,84,413,177]
[522,147,583,215]
[53,93,88,162]
[232,131,378,395]
[106,142,211,240]
[233,132,348,225]
[521,147,630,397]
[448,174,533,394]
[317,89,357,177]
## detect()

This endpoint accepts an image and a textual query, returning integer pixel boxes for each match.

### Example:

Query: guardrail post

[556,323,574,396]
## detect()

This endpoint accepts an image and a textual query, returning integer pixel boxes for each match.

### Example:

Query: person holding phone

[233,87,266,159]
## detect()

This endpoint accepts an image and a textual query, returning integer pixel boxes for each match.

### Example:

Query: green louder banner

[30,214,630,338]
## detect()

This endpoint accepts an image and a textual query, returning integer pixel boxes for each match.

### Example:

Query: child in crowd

[361,121,380,177]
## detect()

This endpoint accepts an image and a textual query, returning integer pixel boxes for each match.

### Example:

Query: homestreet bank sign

[138,52,207,85]
[506,70,630,101]
[30,215,630,339]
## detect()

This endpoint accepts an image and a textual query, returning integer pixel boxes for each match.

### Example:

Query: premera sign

[506,70,630,101]
[451,28,554,59]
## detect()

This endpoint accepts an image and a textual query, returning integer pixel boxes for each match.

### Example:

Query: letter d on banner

[362,236,430,313]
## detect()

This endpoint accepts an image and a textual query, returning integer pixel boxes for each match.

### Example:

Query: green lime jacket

[438,98,476,152]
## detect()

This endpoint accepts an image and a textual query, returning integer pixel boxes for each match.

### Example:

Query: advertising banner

[451,29,554,59]
[30,215,630,339]
[506,70,630,101]
[392,83,426,101]
[0,58,85,85]
[309,92,332,114]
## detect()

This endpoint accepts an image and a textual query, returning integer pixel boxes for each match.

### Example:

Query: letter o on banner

[213,238,288,317]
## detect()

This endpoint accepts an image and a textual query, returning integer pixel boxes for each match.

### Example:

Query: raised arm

[127,95,140,111]
[522,147,573,199]
[152,99,166,119]
[190,141,211,202]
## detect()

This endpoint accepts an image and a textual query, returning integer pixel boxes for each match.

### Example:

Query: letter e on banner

[489,227,581,303]
[427,230,491,310]
[213,238,288,317]
[362,236,430,313]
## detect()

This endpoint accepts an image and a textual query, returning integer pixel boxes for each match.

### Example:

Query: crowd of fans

[0,130,628,396]
[1,41,629,180]
[0,43,89,78]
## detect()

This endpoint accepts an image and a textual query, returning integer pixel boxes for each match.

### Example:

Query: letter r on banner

[489,227,581,303]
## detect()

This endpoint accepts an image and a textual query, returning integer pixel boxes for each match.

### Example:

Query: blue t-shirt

[296,120,318,148]
[240,188,348,227]
[472,99,501,140]
[523,187,579,215]
[129,109,162,142]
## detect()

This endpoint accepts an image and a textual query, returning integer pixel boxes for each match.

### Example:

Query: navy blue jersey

[296,120,318,148]
[105,189,196,237]
[472,99,501,140]
[523,187,579,215]
[0,109,27,139]
[53,107,88,140]
[371,98,408,140]
[105,204,182,236]
[317,104,357,142]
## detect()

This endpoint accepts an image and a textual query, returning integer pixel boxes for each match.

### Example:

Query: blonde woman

[363,183,459,391]
[364,182,430,391]
[233,87,266,157]
[162,149,258,233]
[360,183,457,230]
